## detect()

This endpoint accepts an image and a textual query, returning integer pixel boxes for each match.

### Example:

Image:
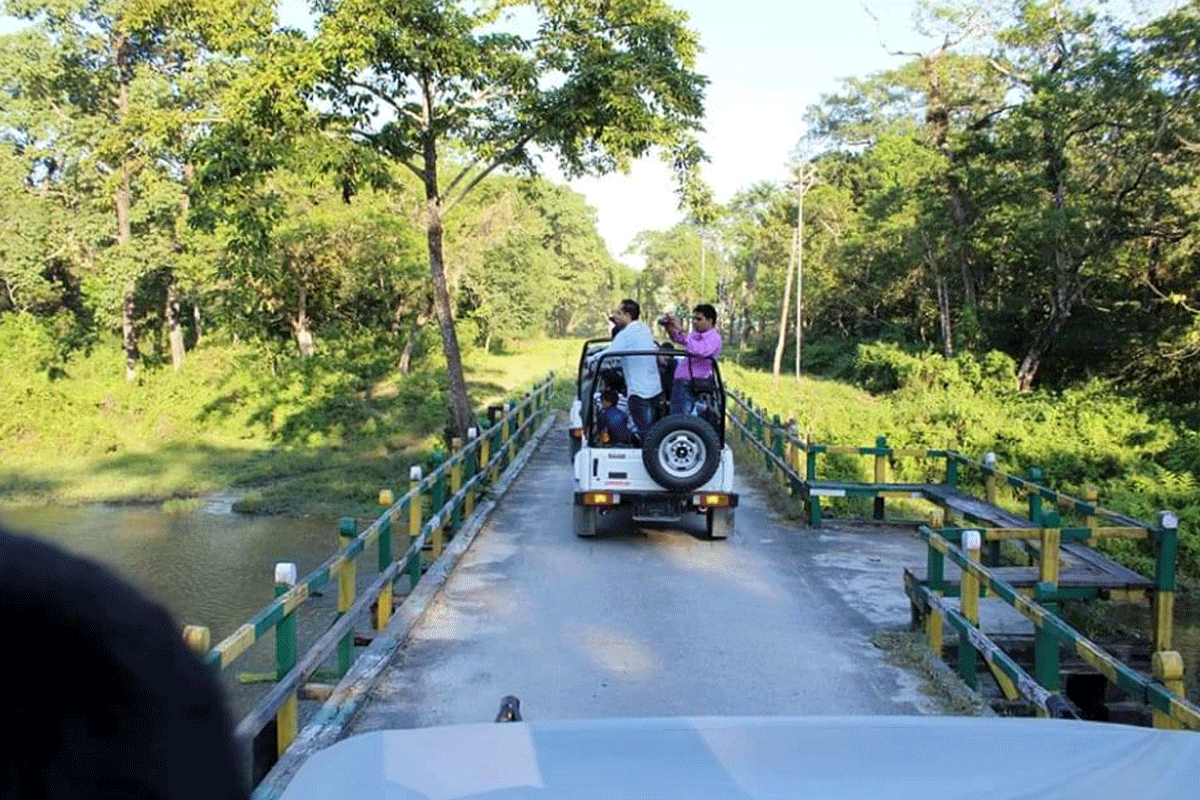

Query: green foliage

[851,343,1016,395]
[0,336,568,515]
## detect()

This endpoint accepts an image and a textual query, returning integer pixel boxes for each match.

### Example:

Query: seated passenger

[596,389,634,446]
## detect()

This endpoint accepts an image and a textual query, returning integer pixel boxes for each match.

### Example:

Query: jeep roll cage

[580,348,727,448]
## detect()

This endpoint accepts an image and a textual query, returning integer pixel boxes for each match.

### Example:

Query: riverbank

[0,337,576,519]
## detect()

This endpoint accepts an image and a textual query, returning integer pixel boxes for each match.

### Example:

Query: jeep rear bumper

[574,490,738,521]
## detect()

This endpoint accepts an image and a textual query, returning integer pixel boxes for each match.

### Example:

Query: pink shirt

[670,327,722,381]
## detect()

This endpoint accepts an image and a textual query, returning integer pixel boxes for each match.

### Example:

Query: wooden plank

[1061,543,1152,585]
[921,485,1153,589]
[906,564,1152,591]
[922,485,1033,529]
[807,481,928,494]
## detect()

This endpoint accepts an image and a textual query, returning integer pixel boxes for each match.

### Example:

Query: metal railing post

[506,402,517,464]
[944,441,958,486]
[274,562,298,755]
[1153,651,1185,729]
[480,427,492,486]
[1027,467,1044,525]
[1082,485,1099,529]
[926,522,945,656]
[183,624,210,655]
[431,453,447,558]
[336,517,357,676]
[958,530,981,688]
[983,452,1001,565]
[873,436,887,520]
[464,428,478,518]
[408,466,423,588]
[1154,510,1180,653]
[376,490,395,630]
[449,437,463,532]
[771,415,784,480]
[805,432,817,483]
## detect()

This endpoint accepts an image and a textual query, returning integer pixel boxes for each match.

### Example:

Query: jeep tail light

[695,492,731,508]
[582,492,620,506]
[569,427,583,438]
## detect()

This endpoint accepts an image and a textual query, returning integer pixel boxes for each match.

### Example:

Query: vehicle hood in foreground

[277,715,1200,799]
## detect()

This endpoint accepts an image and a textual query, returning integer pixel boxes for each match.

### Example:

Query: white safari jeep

[568,339,737,539]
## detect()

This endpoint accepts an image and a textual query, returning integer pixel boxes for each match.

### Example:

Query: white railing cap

[962,530,982,551]
[275,562,298,586]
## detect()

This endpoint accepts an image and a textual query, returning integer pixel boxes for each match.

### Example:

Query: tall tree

[0,0,273,379]
[314,0,706,435]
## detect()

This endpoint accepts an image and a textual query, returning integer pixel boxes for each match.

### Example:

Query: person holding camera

[660,303,723,416]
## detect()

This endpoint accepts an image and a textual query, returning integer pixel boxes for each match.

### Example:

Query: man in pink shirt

[662,303,722,416]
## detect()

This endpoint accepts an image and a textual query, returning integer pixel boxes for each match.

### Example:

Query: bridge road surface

[346,420,943,733]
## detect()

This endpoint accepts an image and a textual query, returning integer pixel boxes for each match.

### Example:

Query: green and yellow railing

[726,390,947,525]
[907,524,1197,730]
[728,388,1190,726]
[180,374,556,783]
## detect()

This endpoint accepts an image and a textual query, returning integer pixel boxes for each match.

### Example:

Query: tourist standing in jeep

[587,299,662,439]
[661,303,722,416]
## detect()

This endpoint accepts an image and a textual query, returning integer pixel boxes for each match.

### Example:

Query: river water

[0,500,356,722]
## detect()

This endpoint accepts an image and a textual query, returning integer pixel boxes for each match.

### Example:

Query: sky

[4,0,1179,266]
[561,0,932,264]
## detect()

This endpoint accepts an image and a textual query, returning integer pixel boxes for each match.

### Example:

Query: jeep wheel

[641,415,721,492]
[574,505,598,538]
[705,508,734,540]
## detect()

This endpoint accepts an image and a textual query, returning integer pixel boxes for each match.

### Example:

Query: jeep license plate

[632,498,684,521]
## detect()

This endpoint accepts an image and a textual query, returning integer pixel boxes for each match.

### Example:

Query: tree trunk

[936,272,953,359]
[419,85,473,437]
[166,162,192,369]
[427,207,474,435]
[398,296,432,375]
[192,300,203,344]
[1016,308,1070,391]
[946,181,976,311]
[167,279,185,370]
[293,284,315,357]
[115,34,138,383]
[772,227,798,379]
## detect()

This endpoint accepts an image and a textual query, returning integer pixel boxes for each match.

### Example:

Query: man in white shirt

[587,299,662,437]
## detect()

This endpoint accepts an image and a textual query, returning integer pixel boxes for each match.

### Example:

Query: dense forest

[633,1,1200,412]
[0,0,707,436]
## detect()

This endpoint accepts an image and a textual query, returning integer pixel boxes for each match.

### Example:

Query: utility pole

[794,160,817,381]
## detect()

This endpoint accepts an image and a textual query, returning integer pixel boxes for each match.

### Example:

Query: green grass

[0,336,572,517]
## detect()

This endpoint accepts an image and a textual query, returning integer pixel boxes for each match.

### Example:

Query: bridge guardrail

[727,387,1190,728]
[727,390,1146,530]
[910,525,1198,731]
[180,373,556,783]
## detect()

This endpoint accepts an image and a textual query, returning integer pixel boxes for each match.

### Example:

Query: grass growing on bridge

[0,336,576,517]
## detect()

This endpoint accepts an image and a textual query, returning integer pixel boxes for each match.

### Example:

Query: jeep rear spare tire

[641,415,721,492]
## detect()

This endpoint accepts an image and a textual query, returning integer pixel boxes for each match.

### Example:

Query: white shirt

[588,320,662,399]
